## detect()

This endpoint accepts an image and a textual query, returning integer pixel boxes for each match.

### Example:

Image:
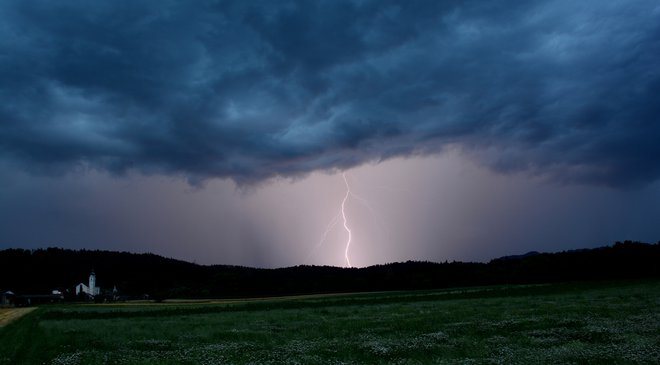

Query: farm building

[0,290,14,306]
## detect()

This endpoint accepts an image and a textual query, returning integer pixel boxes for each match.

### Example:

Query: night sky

[1,1,659,267]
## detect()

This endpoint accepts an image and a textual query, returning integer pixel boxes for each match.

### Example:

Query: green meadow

[1,281,659,364]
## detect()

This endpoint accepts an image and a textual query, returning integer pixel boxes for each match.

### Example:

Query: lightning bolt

[304,173,354,267]
[306,172,384,268]
[341,172,353,267]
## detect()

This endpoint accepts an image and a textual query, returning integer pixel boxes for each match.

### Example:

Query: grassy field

[1,281,659,364]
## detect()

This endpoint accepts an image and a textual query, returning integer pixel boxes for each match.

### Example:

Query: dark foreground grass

[1,280,659,364]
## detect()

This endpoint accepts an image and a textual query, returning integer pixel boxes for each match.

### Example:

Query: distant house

[75,271,101,297]
[0,290,14,306]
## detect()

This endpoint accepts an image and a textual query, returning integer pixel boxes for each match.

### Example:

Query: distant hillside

[1,241,658,299]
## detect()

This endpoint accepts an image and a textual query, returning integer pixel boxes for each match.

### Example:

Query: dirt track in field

[0,308,36,327]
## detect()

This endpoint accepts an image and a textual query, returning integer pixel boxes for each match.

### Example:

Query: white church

[75,271,101,297]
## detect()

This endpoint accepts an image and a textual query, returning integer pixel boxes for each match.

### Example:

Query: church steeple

[89,271,96,294]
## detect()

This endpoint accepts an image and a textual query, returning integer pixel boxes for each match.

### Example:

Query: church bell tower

[89,271,96,294]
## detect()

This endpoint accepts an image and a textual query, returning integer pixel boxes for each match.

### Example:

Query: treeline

[1,241,659,299]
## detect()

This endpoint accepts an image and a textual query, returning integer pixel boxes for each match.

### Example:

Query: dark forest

[1,241,658,300]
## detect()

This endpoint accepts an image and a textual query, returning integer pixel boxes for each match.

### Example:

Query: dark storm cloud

[1,0,659,186]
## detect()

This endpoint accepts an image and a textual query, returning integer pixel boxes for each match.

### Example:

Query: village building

[0,290,14,306]
[75,271,100,297]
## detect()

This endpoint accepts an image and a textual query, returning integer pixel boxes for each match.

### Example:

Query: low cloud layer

[1,0,658,186]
